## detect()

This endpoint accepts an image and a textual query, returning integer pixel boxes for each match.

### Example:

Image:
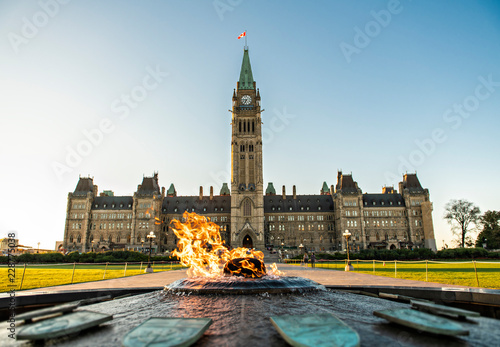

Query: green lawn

[285,259,500,289]
[0,262,184,292]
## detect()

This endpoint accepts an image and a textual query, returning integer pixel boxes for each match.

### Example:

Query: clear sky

[1,0,499,250]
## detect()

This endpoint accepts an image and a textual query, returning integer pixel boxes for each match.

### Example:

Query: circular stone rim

[165,276,325,295]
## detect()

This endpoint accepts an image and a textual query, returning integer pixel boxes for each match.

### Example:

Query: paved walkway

[21,263,471,294]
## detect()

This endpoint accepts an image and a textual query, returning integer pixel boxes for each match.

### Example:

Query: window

[288,216,294,221]
[77,235,81,243]
[243,200,251,216]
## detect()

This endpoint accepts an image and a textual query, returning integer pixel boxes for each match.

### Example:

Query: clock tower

[230,47,265,250]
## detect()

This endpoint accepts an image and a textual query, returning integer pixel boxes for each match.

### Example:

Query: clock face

[241,95,252,105]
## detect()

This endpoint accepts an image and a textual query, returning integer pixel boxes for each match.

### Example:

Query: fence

[0,261,184,292]
[284,259,500,289]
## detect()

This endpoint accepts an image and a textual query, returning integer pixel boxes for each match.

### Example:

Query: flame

[171,211,283,278]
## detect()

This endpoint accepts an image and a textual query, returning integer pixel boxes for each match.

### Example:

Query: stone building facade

[63,48,437,254]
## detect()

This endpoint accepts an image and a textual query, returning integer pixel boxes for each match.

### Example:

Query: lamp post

[343,230,354,271]
[91,240,95,253]
[298,243,304,254]
[145,231,156,273]
[141,239,145,253]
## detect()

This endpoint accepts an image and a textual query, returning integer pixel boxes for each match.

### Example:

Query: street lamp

[91,240,95,253]
[145,231,156,273]
[298,243,304,254]
[141,239,145,253]
[343,230,354,271]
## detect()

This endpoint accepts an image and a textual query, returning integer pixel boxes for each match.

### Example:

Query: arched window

[99,235,103,242]
[137,236,141,242]
[127,235,131,243]
[243,200,251,216]
[69,235,74,243]
[77,235,81,243]
[108,235,112,242]
[117,235,121,243]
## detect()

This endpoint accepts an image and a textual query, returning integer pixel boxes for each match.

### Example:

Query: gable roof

[264,195,334,213]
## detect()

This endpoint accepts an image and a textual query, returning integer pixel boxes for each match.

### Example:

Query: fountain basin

[165,276,325,295]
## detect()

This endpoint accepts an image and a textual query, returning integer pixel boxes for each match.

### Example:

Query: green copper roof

[239,48,254,90]
[266,182,276,195]
[167,183,176,196]
[220,183,230,195]
[322,182,329,193]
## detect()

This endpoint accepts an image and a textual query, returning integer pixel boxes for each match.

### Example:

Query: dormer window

[103,204,107,208]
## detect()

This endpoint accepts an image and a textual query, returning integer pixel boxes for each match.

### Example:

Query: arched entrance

[242,235,253,249]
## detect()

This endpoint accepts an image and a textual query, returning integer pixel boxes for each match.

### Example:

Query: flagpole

[245,30,247,49]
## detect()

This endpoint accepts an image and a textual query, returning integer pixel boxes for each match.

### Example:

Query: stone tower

[230,47,265,250]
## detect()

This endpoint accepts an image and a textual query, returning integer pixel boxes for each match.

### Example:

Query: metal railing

[0,261,184,292]
[284,259,500,288]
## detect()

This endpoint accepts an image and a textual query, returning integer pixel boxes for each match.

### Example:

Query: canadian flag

[237,31,246,39]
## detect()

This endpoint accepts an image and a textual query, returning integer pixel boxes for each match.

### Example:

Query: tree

[444,199,480,248]
[476,211,500,249]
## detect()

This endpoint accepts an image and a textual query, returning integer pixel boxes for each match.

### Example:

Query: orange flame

[171,211,283,278]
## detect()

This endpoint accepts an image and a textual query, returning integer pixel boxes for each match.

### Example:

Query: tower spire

[238,48,254,90]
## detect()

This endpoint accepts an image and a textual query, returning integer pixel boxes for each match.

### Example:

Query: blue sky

[1,0,499,250]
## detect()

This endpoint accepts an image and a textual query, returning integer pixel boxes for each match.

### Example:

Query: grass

[285,259,500,289]
[0,262,184,292]
[3,260,499,292]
